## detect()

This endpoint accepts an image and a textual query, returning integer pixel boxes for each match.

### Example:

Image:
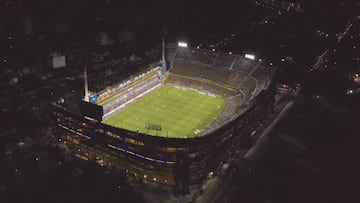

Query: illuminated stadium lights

[245,53,255,60]
[178,42,188,48]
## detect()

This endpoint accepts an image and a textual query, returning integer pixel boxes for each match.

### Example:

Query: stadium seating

[169,47,277,106]
[171,60,253,93]
[102,77,160,116]
[100,69,163,118]
[249,64,274,96]
[165,75,237,97]
[251,64,272,84]
[227,73,246,90]
[231,57,258,74]
[191,49,217,65]
[97,68,159,105]
[238,77,257,103]
[170,62,231,85]
[173,48,192,60]
[213,53,237,69]
[174,48,217,66]
[200,94,244,135]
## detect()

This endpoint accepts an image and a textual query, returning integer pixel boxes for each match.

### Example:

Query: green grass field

[103,85,225,138]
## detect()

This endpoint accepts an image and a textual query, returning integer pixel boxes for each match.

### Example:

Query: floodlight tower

[84,66,89,102]
[161,36,167,68]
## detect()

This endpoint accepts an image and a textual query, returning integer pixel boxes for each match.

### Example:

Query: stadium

[52,41,277,191]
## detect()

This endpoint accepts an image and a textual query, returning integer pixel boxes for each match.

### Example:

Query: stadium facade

[52,43,277,192]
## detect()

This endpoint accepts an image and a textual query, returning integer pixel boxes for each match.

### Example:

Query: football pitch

[103,85,225,138]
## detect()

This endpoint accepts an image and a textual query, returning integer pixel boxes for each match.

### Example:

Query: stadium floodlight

[245,53,255,60]
[178,42,188,48]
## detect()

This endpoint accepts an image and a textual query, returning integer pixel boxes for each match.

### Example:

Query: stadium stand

[249,64,274,96]
[174,48,217,65]
[102,78,160,115]
[170,60,256,97]
[165,74,238,97]
[250,64,273,83]
[97,68,164,119]
[227,72,247,89]
[191,49,217,65]
[231,56,258,74]
[200,94,245,136]
[97,68,160,105]
[173,47,193,60]
[214,53,237,69]
[237,77,258,103]
[169,46,278,106]
[171,62,231,85]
